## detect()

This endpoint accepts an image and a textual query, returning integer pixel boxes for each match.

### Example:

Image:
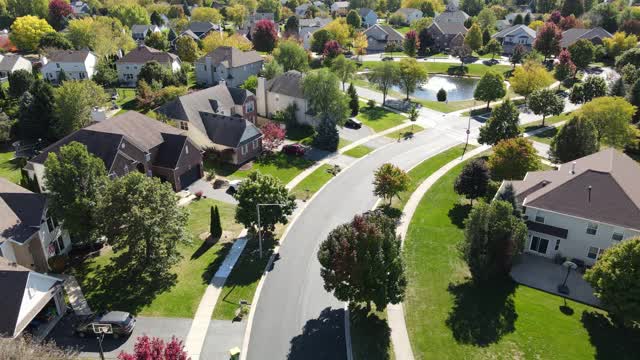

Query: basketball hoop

[92,323,113,335]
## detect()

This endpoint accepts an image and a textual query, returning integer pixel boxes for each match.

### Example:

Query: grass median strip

[344,145,374,158]
[291,164,335,200]
[385,125,425,140]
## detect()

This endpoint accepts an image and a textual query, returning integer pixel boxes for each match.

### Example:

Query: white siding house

[256,71,317,127]
[0,54,32,79]
[115,45,181,87]
[41,50,97,84]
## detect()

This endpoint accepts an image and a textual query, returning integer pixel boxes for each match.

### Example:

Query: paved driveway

[186,179,237,205]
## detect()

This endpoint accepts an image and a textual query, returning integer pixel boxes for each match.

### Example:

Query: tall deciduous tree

[233,172,296,233]
[403,30,419,57]
[398,58,428,100]
[510,60,554,99]
[464,23,483,51]
[488,138,541,180]
[483,39,503,60]
[474,71,506,109]
[53,80,108,138]
[48,0,73,30]
[273,40,308,72]
[302,68,349,125]
[461,200,527,282]
[318,211,406,310]
[252,19,278,52]
[284,15,299,35]
[10,15,54,52]
[533,22,562,60]
[568,39,595,70]
[175,35,199,62]
[109,3,150,28]
[144,31,170,51]
[561,0,584,17]
[527,88,565,126]
[549,116,599,163]
[367,61,400,104]
[574,96,635,147]
[478,99,521,145]
[191,7,223,23]
[510,44,525,69]
[18,79,54,141]
[331,55,357,91]
[44,142,108,244]
[310,29,332,54]
[454,158,490,205]
[346,9,361,28]
[373,163,410,204]
[584,237,640,326]
[39,32,72,50]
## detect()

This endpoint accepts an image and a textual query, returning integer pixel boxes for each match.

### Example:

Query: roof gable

[195,46,263,68]
[200,114,262,148]
[117,45,179,64]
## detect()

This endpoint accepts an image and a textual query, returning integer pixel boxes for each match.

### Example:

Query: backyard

[71,198,243,318]
[0,149,22,184]
[204,152,315,185]
[402,158,638,359]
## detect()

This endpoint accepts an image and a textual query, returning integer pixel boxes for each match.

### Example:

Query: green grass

[350,304,395,360]
[385,125,425,140]
[528,126,561,144]
[286,125,315,145]
[393,26,411,34]
[339,137,353,149]
[356,103,406,132]
[402,158,632,359]
[0,151,22,184]
[204,152,314,185]
[344,145,374,158]
[290,164,335,200]
[361,62,512,77]
[72,199,243,317]
[417,99,479,113]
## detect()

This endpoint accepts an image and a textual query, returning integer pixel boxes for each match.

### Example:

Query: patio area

[510,253,601,307]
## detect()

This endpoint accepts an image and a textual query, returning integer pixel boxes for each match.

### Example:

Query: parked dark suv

[75,311,136,339]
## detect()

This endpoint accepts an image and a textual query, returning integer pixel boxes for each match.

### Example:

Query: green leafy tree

[477,8,497,30]
[510,44,525,69]
[561,0,584,17]
[367,61,400,105]
[10,15,54,52]
[568,39,595,70]
[397,58,428,100]
[138,61,174,86]
[226,4,248,27]
[18,79,54,141]
[318,210,406,311]
[150,11,164,26]
[93,58,118,88]
[273,40,308,72]
[233,172,296,233]
[302,68,349,125]
[8,69,33,98]
[609,77,626,97]
[549,115,599,163]
[461,200,527,282]
[460,0,484,16]
[7,0,49,18]
[437,88,447,102]
[241,75,258,93]
[175,35,199,62]
[313,117,340,151]
[284,15,299,34]
[464,23,483,51]
[474,71,506,110]
[348,83,359,116]
[373,163,410,204]
[99,172,189,271]
[483,39,503,60]
[144,31,170,51]
[488,138,541,180]
[478,99,520,145]
[330,55,357,91]
[575,96,635,147]
[39,32,72,50]
[109,3,150,28]
[310,29,332,53]
[510,60,554,100]
[527,89,565,126]
[454,158,490,205]
[0,113,13,143]
[584,238,640,326]
[346,9,361,28]
[210,206,222,239]
[580,76,608,103]
[44,142,108,244]
[262,60,284,80]
[66,17,136,58]
[53,80,107,138]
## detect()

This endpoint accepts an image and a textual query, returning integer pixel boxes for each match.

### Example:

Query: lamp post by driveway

[256,203,284,259]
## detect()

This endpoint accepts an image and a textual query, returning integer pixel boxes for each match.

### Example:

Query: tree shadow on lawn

[78,252,177,314]
[200,241,233,283]
[448,203,472,229]
[360,106,388,121]
[288,307,346,360]
[254,153,313,170]
[349,304,391,360]
[581,311,640,360]
[445,278,518,346]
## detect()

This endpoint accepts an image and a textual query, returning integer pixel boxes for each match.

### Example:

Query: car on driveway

[75,311,136,339]
[282,143,306,156]
[344,118,362,129]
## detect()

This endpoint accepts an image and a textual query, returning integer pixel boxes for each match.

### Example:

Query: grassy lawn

[385,125,425,140]
[356,103,406,132]
[520,112,572,133]
[421,62,512,77]
[286,125,315,145]
[72,198,243,317]
[290,164,335,200]
[113,88,136,112]
[0,150,22,184]
[350,304,395,360]
[528,126,561,145]
[344,145,374,158]
[339,137,353,149]
[417,99,478,113]
[204,152,314,185]
[402,157,634,359]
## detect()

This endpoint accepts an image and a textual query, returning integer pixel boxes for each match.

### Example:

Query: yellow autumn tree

[325,18,350,46]
[603,32,638,58]
[201,32,253,53]
[10,16,53,51]
[510,60,554,99]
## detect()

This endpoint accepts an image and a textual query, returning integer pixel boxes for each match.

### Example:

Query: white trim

[523,205,640,233]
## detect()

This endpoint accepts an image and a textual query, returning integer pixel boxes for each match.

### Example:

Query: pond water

[393,75,480,102]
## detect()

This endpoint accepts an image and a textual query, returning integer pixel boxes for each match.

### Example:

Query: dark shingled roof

[116,45,179,65]
[154,133,187,168]
[359,8,375,17]
[431,18,468,35]
[31,130,123,169]
[364,24,405,42]
[0,260,30,337]
[46,50,92,63]
[526,221,568,239]
[188,21,218,35]
[560,27,612,48]
[200,113,262,148]
[195,46,263,67]
[265,70,304,98]
[0,178,46,245]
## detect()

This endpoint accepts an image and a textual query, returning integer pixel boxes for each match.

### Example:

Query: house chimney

[256,76,267,117]
[571,161,576,174]
[588,185,592,202]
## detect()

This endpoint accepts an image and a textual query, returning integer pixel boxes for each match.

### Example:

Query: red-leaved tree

[118,335,189,360]
[558,15,580,30]
[550,10,562,24]
[49,0,74,30]
[323,40,342,59]
[534,22,562,60]
[252,19,278,52]
[261,122,286,152]
[555,49,576,80]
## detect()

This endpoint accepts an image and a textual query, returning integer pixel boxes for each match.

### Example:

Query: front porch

[510,253,601,307]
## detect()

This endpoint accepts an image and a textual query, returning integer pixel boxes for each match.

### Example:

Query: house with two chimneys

[41,50,97,84]
[502,149,640,266]
[115,45,181,87]
[194,46,264,88]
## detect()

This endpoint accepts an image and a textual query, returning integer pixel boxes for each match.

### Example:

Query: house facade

[71,1,90,15]
[0,179,72,273]
[492,25,536,55]
[194,46,263,87]
[41,50,97,84]
[115,45,181,87]
[156,84,262,165]
[395,8,423,24]
[363,24,404,52]
[256,71,317,127]
[359,8,377,27]
[502,149,640,266]
[26,112,203,192]
[426,4,469,50]
[298,17,332,50]
[330,1,349,15]
[131,25,161,41]
[0,54,32,79]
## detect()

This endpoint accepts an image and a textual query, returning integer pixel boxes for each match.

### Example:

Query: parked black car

[75,311,136,339]
[282,144,306,157]
[345,118,363,129]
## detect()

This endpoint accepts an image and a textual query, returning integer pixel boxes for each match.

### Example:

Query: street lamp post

[256,203,284,259]
[462,100,475,158]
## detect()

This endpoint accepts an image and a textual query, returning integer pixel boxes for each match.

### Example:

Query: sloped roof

[116,45,179,64]
[195,46,263,68]
[396,8,422,16]
[359,8,375,17]
[560,27,612,48]
[430,19,467,35]
[434,8,469,23]
[265,70,304,98]
[179,30,200,42]
[364,24,405,42]
[154,133,187,168]
[200,113,262,147]
[299,17,332,28]
[0,178,46,245]
[0,54,27,71]
[46,50,92,63]
[0,259,30,337]
[131,24,159,34]
[188,21,218,34]
[492,24,536,39]
[31,129,124,169]
[509,149,640,230]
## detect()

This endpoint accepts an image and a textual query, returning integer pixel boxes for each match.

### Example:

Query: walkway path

[184,231,248,360]
[53,274,92,316]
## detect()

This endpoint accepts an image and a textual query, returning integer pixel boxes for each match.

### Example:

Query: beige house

[256,71,317,127]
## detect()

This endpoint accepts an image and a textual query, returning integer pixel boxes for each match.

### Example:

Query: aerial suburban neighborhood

[1,0,640,359]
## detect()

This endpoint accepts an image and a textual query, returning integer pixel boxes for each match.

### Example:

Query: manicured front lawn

[385,125,425,140]
[528,126,560,144]
[291,164,335,200]
[421,62,512,77]
[402,158,630,359]
[520,112,572,133]
[0,150,22,184]
[417,99,478,113]
[72,198,243,317]
[356,103,406,132]
[204,152,315,185]
[339,137,353,149]
[344,145,374,158]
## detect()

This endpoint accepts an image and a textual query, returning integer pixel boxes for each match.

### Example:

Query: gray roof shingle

[195,46,263,68]
[560,27,612,48]
[0,178,46,245]
[200,113,262,148]
[46,50,92,63]
[265,70,304,98]
[116,45,179,65]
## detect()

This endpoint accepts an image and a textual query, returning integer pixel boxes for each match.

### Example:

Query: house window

[530,236,549,254]
[55,234,65,254]
[612,232,624,241]
[147,170,153,177]
[534,211,545,223]
[204,65,207,71]
[145,153,151,162]
[246,101,254,113]
[47,216,56,233]
[79,72,86,79]
[241,144,248,155]
[554,239,560,251]
[586,222,598,235]
[56,63,60,68]
[180,121,189,130]
[587,246,604,260]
